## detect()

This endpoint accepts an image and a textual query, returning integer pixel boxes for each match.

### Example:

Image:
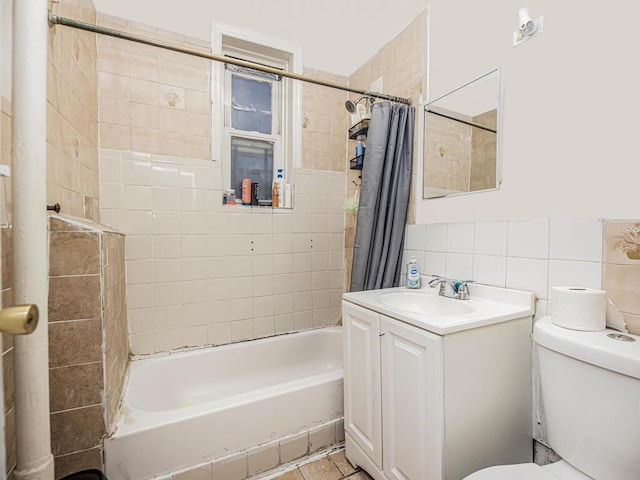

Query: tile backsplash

[405,218,640,334]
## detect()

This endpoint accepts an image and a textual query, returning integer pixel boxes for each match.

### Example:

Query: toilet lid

[464,463,560,480]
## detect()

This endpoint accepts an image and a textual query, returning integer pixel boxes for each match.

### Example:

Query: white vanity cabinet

[342,286,534,480]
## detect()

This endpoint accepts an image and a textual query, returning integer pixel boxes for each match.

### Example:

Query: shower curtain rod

[48,13,412,105]
[425,109,497,133]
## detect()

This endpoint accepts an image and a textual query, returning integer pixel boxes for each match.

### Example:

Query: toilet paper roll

[551,287,607,331]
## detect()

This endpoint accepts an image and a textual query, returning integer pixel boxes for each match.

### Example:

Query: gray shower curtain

[350,102,414,292]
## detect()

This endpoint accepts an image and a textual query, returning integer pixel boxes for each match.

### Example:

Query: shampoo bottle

[406,256,421,289]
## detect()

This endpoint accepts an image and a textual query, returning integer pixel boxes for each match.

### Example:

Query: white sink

[377,290,473,316]
[343,282,535,335]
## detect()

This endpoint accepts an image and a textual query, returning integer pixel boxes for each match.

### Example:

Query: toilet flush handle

[0,304,39,334]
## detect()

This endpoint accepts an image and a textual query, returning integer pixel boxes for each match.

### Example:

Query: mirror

[422,69,500,199]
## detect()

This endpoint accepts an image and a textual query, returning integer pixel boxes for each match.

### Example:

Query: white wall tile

[127,284,154,309]
[273,213,293,233]
[123,185,153,210]
[231,319,254,341]
[152,163,180,187]
[182,280,208,304]
[153,258,181,283]
[126,259,153,285]
[125,235,153,260]
[253,275,275,297]
[99,154,122,183]
[154,282,182,307]
[123,158,152,186]
[445,253,473,280]
[472,255,507,287]
[153,235,181,258]
[474,221,507,256]
[549,218,603,262]
[208,322,232,345]
[152,211,181,235]
[273,234,293,254]
[507,219,549,259]
[425,223,447,252]
[231,299,254,321]
[424,252,446,276]
[547,260,603,294]
[228,255,252,277]
[123,210,153,234]
[506,257,549,300]
[152,187,180,211]
[446,222,474,254]
[101,183,123,209]
[181,326,208,349]
[252,255,273,276]
[406,224,426,251]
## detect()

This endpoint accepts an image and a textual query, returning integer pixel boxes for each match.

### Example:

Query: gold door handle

[0,304,39,334]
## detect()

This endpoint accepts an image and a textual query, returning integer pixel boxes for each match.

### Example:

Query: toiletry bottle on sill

[406,256,421,289]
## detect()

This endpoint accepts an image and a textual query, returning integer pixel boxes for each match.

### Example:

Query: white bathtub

[104,327,343,480]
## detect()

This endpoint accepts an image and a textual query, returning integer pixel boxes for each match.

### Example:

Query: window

[212,23,302,203]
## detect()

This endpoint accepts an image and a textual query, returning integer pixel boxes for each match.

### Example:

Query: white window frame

[211,22,303,194]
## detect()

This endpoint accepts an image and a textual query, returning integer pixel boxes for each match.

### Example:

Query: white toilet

[465,316,640,480]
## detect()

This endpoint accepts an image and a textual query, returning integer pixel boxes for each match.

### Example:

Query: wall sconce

[513,7,543,47]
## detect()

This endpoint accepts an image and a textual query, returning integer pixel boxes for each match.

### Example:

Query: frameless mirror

[422,69,500,199]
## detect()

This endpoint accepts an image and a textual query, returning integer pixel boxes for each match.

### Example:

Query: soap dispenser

[406,256,421,289]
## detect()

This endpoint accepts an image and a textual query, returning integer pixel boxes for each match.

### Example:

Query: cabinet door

[381,316,443,480]
[343,302,382,468]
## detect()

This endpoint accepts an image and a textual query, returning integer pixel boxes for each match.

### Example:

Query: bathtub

[104,327,343,480]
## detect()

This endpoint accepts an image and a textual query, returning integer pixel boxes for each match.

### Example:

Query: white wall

[417,0,640,224]
[91,0,428,77]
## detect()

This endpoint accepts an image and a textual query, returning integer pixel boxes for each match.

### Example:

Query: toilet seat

[463,463,560,480]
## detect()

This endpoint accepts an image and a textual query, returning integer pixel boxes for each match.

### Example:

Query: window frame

[211,22,303,198]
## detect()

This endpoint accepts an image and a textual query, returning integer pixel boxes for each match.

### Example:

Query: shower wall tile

[96,11,347,354]
[48,0,99,222]
[50,405,105,456]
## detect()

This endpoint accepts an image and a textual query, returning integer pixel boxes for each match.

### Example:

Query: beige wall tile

[49,232,100,276]
[49,362,103,412]
[247,441,279,476]
[130,77,159,105]
[50,405,105,456]
[49,319,103,368]
[212,452,248,480]
[49,275,101,321]
[603,263,640,316]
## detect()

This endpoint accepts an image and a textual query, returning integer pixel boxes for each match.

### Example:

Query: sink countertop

[342,281,535,335]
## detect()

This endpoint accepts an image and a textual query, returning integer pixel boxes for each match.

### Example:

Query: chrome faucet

[428,276,472,300]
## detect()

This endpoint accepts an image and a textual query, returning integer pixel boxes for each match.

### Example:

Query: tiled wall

[423,111,472,195]
[100,150,346,355]
[403,218,640,335]
[603,221,640,334]
[48,215,128,478]
[345,10,428,289]
[96,15,348,355]
[470,109,497,192]
[48,0,99,221]
[96,13,211,160]
[301,68,348,172]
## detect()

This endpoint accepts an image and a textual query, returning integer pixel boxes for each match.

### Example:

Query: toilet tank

[533,317,640,480]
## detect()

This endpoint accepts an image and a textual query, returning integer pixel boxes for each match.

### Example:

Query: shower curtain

[350,102,414,292]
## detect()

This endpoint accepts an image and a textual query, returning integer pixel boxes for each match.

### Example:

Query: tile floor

[270,449,372,480]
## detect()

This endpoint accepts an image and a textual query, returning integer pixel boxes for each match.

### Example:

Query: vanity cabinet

[342,297,533,480]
